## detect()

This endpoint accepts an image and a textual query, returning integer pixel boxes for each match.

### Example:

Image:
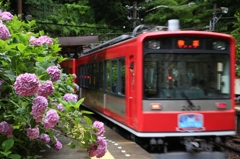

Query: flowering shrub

[0,9,107,159]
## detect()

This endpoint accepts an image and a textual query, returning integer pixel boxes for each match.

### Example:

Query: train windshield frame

[143,37,231,99]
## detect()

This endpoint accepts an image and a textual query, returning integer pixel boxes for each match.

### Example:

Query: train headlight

[151,103,162,110]
[213,41,226,50]
[148,40,160,49]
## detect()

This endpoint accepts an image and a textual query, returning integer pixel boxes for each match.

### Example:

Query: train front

[136,30,236,153]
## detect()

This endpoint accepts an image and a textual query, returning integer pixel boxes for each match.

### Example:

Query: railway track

[218,135,240,159]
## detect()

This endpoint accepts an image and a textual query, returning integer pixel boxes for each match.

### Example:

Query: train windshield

[144,53,230,99]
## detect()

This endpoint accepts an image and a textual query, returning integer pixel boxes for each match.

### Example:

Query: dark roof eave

[58,36,99,46]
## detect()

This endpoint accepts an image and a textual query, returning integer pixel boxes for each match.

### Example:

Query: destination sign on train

[177,39,200,49]
[145,37,229,51]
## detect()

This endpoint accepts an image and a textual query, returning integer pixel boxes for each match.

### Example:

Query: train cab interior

[144,53,230,99]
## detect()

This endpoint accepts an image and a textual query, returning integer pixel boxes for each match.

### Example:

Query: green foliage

[231,12,240,76]
[0,10,100,159]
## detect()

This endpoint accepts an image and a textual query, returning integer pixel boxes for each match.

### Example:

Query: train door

[128,59,135,126]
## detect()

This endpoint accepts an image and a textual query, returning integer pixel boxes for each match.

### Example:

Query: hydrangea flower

[87,136,107,158]
[0,22,10,40]
[29,35,53,46]
[63,93,77,102]
[47,66,61,82]
[14,73,39,96]
[67,85,74,93]
[37,80,54,98]
[0,11,13,22]
[30,96,48,122]
[93,121,105,136]
[72,74,77,78]
[0,80,4,86]
[57,103,64,112]
[44,109,59,129]
[52,139,62,151]
[0,121,13,138]
[40,134,50,143]
[27,126,39,140]
[74,83,79,91]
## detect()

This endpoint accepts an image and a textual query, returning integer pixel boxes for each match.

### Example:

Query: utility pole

[126,1,144,29]
[17,0,22,20]
[212,4,217,31]
[208,4,228,31]
[132,1,137,28]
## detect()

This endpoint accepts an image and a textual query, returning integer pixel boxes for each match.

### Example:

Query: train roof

[83,20,178,54]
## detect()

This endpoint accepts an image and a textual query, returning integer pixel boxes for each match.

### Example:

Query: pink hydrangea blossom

[93,121,105,136]
[40,134,50,143]
[44,109,59,129]
[87,136,107,158]
[0,11,13,22]
[29,36,36,42]
[47,66,61,82]
[29,35,53,46]
[0,121,13,138]
[27,126,39,140]
[52,139,62,151]
[38,36,53,45]
[63,93,77,102]
[37,80,54,98]
[14,73,39,96]
[30,96,48,122]
[0,22,10,40]
[57,103,64,112]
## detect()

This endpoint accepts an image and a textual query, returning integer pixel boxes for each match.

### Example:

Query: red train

[61,20,236,158]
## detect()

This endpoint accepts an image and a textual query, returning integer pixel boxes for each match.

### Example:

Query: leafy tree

[139,0,237,33]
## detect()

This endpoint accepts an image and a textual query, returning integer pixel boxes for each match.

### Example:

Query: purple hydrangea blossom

[40,134,50,143]
[0,11,13,22]
[57,103,64,112]
[44,109,59,129]
[0,121,13,138]
[0,80,4,86]
[52,139,62,151]
[30,96,48,122]
[63,93,77,102]
[14,73,39,96]
[37,80,54,98]
[93,121,105,136]
[72,74,76,78]
[47,66,61,82]
[0,22,10,40]
[29,35,53,46]
[87,136,107,158]
[27,126,39,140]
[67,85,74,93]
[74,83,79,91]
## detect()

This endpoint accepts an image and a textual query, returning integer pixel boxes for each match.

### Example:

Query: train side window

[111,60,118,93]
[78,66,82,87]
[83,65,86,88]
[99,62,103,90]
[93,63,97,89]
[106,60,111,92]
[120,59,126,95]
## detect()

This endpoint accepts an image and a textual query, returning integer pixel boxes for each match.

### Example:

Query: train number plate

[176,114,205,132]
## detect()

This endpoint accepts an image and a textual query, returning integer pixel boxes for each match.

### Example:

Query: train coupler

[184,137,213,152]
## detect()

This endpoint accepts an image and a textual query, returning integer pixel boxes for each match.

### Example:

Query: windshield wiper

[180,91,195,107]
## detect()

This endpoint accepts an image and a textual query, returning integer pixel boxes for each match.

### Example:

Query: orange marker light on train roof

[216,103,226,109]
[151,104,161,110]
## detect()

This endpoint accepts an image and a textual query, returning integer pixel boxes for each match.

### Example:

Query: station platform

[39,123,154,159]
